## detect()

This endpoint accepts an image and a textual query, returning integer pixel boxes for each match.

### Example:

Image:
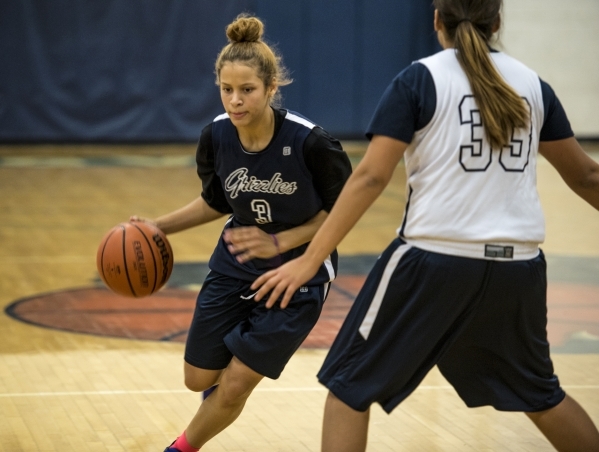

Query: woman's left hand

[251,255,320,308]
[223,227,279,263]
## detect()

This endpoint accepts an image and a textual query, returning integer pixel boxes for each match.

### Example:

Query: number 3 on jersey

[459,95,532,173]
[251,199,272,224]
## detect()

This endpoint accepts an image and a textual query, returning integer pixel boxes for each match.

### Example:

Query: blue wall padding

[0,0,439,142]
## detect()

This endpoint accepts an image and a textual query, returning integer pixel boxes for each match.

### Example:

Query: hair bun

[226,14,264,43]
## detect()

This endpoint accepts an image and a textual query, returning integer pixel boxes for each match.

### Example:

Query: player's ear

[268,79,278,97]
[433,9,441,32]
[492,13,501,34]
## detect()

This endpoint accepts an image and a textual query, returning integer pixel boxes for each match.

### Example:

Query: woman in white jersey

[252,0,599,450]
[132,14,351,452]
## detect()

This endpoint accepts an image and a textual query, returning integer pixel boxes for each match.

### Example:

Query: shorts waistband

[404,238,540,261]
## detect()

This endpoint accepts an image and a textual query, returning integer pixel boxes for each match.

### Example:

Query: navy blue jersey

[196,108,352,282]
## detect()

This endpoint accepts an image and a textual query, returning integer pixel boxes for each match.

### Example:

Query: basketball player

[251,0,599,450]
[132,14,351,452]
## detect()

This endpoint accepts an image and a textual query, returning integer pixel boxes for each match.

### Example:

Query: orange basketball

[96,222,174,298]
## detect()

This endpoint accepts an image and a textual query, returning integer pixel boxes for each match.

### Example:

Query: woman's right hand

[129,216,162,231]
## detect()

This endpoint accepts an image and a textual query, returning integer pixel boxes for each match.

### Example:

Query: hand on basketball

[223,227,279,263]
[251,255,319,309]
[130,216,158,227]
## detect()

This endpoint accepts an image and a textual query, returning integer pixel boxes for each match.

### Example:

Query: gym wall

[501,0,598,139]
[0,0,438,142]
[0,0,596,142]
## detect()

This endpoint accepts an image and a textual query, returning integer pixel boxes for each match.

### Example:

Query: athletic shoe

[163,441,181,452]
[202,384,217,400]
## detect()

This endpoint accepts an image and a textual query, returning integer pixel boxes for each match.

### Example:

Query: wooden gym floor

[0,142,598,451]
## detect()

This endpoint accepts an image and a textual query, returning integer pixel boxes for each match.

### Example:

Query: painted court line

[0,388,324,398]
[1,385,597,398]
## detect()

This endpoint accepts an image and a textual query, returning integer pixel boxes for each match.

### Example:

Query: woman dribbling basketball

[132,13,351,452]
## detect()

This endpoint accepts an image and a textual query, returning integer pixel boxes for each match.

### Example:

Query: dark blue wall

[0,0,440,142]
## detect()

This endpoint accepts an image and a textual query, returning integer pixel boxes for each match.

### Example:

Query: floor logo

[4,257,599,352]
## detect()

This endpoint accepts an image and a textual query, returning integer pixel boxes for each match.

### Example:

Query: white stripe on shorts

[359,244,412,340]
[324,255,335,281]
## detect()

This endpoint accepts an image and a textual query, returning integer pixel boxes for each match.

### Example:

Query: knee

[215,365,263,407]
[216,379,254,407]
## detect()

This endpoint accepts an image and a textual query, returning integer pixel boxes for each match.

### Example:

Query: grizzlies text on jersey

[196,108,352,282]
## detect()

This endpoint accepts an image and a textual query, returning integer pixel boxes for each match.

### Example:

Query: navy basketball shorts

[317,238,565,413]
[185,271,327,380]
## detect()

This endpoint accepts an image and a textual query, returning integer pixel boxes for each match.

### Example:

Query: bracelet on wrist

[270,234,282,267]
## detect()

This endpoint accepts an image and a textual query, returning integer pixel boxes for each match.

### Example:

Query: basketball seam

[131,222,159,295]
[99,227,121,291]
[120,224,137,297]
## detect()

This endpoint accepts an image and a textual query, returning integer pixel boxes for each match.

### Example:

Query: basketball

[96,222,174,297]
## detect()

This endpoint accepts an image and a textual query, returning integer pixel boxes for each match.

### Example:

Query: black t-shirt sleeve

[303,127,352,212]
[196,124,234,214]
[539,78,574,141]
[366,62,436,143]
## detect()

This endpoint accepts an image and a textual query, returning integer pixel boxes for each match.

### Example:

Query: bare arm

[223,209,329,263]
[252,135,409,308]
[539,137,599,210]
[132,196,226,235]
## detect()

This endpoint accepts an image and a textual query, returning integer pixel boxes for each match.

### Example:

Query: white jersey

[367,49,572,261]
[406,49,544,259]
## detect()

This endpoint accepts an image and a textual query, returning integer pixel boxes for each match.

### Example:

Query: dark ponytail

[434,0,528,149]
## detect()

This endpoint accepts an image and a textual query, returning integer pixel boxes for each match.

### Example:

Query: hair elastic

[270,234,282,267]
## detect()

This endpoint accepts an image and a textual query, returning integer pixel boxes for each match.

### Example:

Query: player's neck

[237,107,275,153]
